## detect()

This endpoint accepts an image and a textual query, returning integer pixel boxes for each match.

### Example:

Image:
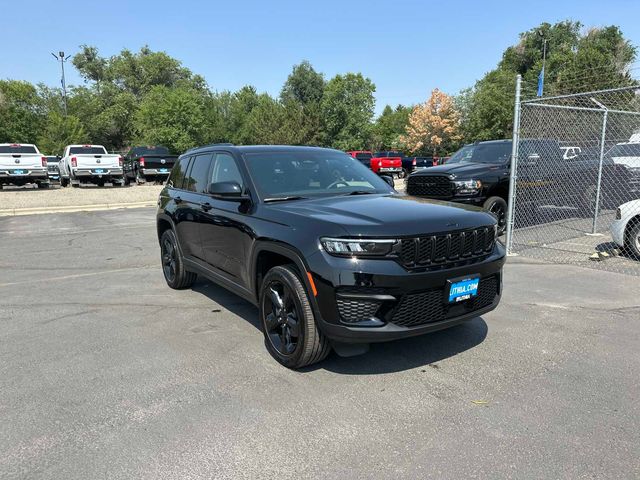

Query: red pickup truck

[347,150,402,176]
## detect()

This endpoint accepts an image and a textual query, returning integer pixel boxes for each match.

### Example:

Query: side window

[168,156,191,189]
[210,153,244,187]
[185,153,213,193]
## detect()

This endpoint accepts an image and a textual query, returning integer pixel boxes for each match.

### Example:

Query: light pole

[51,51,71,116]
[537,31,547,97]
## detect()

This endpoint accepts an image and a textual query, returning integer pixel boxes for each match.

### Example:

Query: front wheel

[160,229,196,289]
[483,196,508,236]
[627,223,640,259]
[260,265,330,369]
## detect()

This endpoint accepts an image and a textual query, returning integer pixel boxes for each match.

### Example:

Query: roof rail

[183,143,235,154]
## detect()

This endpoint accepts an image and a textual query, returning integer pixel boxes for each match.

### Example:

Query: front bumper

[306,245,506,343]
[610,219,626,247]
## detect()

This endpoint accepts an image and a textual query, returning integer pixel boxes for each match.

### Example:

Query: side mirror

[208,181,248,200]
[380,174,395,188]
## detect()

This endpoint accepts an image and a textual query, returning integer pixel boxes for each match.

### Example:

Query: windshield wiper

[343,190,376,196]
[263,196,309,203]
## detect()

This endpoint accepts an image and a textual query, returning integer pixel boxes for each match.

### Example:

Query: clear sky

[2,0,639,114]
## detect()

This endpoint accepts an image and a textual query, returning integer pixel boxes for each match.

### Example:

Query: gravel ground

[0,208,639,479]
[0,184,163,210]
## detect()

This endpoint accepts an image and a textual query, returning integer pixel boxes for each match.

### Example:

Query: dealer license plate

[448,277,479,303]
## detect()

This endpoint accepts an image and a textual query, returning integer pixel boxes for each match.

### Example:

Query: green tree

[372,104,411,150]
[135,85,207,153]
[37,112,88,155]
[0,80,44,143]
[321,73,376,150]
[280,60,325,105]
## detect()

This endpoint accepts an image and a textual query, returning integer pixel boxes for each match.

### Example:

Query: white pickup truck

[58,144,124,187]
[0,143,50,189]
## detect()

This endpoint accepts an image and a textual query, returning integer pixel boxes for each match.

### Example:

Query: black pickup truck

[400,155,434,178]
[123,146,177,185]
[406,139,626,234]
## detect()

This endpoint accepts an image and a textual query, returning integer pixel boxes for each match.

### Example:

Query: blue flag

[537,66,545,97]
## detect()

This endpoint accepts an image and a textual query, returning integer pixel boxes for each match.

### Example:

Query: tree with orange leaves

[401,89,462,156]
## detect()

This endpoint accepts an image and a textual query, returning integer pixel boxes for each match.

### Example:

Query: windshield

[244,150,394,199]
[607,143,640,157]
[0,145,38,154]
[132,146,170,156]
[447,143,511,164]
[69,146,107,155]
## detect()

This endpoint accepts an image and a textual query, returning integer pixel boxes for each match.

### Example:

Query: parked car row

[404,137,640,257]
[0,143,176,189]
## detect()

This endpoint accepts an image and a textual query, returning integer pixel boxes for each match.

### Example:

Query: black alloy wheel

[160,229,197,289]
[259,265,330,368]
[263,280,301,356]
[162,235,177,284]
[484,196,508,235]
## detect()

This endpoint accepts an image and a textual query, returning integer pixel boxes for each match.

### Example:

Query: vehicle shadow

[191,279,261,330]
[308,318,488,375]
[191,279,488,375]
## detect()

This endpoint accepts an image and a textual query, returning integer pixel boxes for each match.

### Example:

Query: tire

[123,173,131,186]
[160,229,196,289]
[60,177,69,188]
[483,196,508,236]
[71,183,79,188]
[37,182,50,189]
[627,222,640,259]
[259,265,330,369]
[399,168,409,179]
[135,169,146,185]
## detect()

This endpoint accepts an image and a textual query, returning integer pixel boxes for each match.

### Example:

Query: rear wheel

[60,177,69,187]
[160,229,196,289]
[135,169,146,185]
[37,182,50,189]
[483,196,508,235]
[260,265,330,369]
[123,173,131,186]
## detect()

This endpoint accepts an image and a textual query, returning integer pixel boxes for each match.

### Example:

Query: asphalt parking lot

[1,208,639,479]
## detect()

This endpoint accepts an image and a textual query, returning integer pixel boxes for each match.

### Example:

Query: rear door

[200,152,251,284]
[174,153,214,261]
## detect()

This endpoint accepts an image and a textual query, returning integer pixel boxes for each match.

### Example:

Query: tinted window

[185,153,213,193]
[0,145,38,154]
[168,156,191,189]
[355,152,372,161]
[69,146,107,155]
[131,146,170,156]
[448,143,512,164]
[244,150,393,198]
[210,153,243,186]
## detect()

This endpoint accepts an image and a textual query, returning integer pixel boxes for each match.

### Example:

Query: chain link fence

[505,80,640,276]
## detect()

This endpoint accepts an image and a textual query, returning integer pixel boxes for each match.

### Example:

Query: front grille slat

[406,175,454,197]
[399,227,496,269]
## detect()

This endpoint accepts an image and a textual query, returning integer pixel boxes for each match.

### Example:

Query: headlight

[453,179,482,195]
[320,237,397,257]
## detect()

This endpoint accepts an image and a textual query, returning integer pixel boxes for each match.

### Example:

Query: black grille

[337,299,381,323]
[399,227,496,268]
[407,175,453,197]
[391,275,499,327]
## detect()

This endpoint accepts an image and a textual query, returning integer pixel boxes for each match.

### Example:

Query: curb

[0,201,156,217]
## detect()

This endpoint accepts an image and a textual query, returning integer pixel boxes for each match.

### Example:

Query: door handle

[201,202,212,212]
[175,196,182,204]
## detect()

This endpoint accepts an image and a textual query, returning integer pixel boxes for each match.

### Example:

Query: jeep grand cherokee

[157,145,505,368]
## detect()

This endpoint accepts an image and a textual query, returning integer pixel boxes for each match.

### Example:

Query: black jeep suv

[157,145,505,368]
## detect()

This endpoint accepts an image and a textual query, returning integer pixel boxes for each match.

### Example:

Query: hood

[413,162,504,178]
[263,194,496,237]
